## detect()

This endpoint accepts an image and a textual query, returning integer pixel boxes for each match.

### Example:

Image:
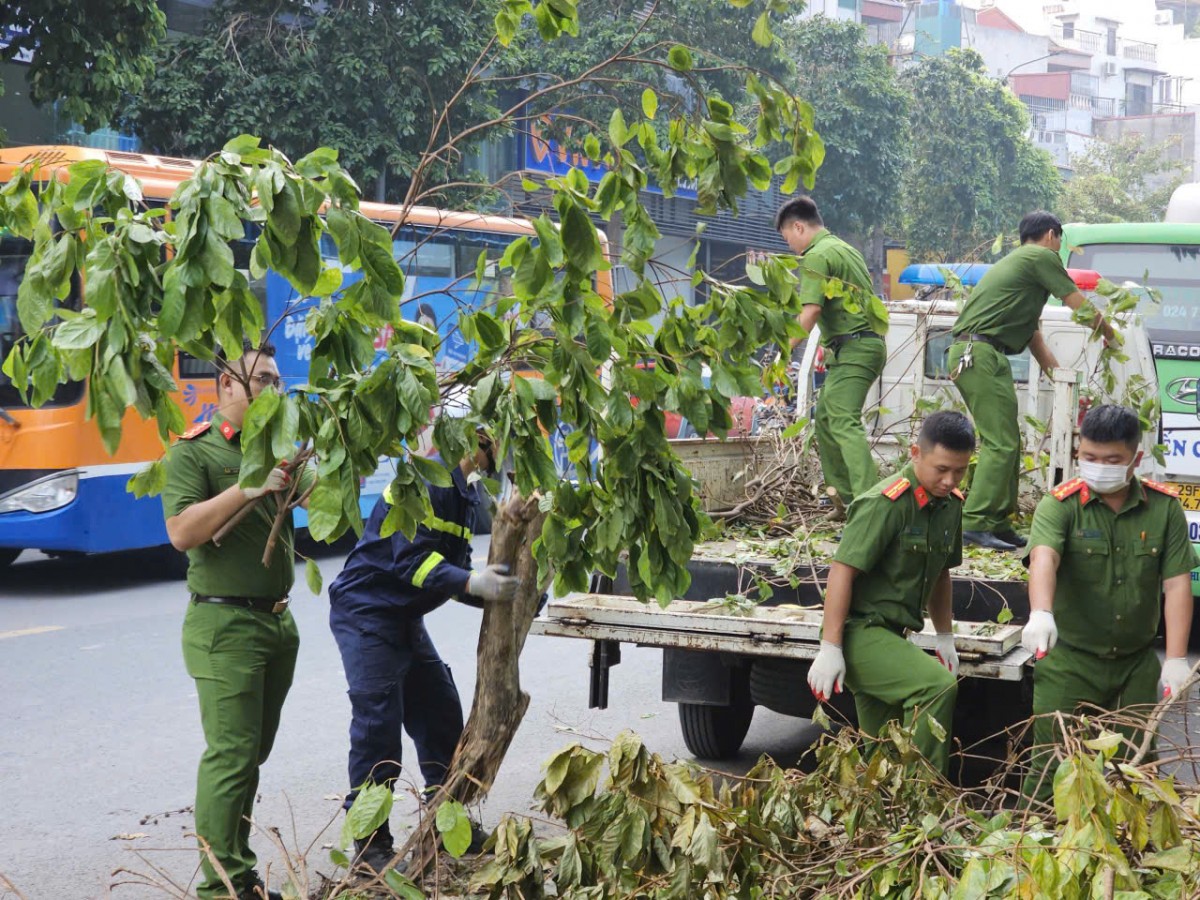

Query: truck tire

[749,658,817,718]
[677,668,754,760]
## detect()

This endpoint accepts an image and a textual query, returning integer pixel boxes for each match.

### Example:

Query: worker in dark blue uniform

[328,431,518,875]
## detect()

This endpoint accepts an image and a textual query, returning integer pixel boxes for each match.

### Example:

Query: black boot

[466,819,492,856]
[994,528,1027,548]
[963,530,1017,551]
[353,821,398,876]
[237,872,282,900]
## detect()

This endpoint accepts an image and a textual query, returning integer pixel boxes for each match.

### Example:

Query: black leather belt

[827,330,884,352]
[193,595,290,614]
[954,333,1012,355]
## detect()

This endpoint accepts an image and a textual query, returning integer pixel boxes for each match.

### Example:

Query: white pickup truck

[531,283,1161,765]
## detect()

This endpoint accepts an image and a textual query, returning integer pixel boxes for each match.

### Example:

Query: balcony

[1122,39,1158,64]
[1050,25,1104,55]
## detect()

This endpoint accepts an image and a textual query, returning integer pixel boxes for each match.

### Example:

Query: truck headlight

[0,472,79,514]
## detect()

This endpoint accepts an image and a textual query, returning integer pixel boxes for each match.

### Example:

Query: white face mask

[1078,459,1133,494]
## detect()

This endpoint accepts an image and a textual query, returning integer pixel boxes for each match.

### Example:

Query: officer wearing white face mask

[1019,404,1199,803]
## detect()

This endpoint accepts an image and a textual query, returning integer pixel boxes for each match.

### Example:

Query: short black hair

[1080,404,1141,450]
[774,196,823,231]
[214,339,277,389]
[918,411,976,453]
[1019,211,1062,244]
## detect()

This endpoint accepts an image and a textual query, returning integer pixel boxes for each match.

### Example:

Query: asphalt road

[0,539,818,899]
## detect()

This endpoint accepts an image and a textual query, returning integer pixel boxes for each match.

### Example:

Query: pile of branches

[470,700,1200,899]
[707,426,827,534]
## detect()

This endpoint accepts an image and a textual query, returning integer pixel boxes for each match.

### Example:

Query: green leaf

[411,453,454,488]
[127,460,168,498]
[435,800,473,858]
[997,606,1014,624]
[668,45,693,71]
[751,11,773,47]
[642,87,658,120]
[305,558,322,595]
[52,312,105,350]
[382,869,423,899]
[340,782,393,849]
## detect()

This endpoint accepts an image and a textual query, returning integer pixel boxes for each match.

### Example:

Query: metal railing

[1122,39,1158,63]
[1050,25,1104,54]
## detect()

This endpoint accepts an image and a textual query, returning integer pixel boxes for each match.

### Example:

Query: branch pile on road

[467,704,1200,899]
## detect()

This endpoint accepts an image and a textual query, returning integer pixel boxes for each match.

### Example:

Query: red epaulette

[218,419,237,441]
[181,421,212,440]
[950,488,965,501]
[1143,479,1180,498]
[1052,477,1089,504]
[882,477,911,502]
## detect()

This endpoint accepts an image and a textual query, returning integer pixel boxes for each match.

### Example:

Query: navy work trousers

[330,610,465,806]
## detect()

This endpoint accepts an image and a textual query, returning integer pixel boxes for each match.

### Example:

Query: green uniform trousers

[1022,642,1159,804]
[948,341,1020,532]
[843,622,958,774]
[815,336,886,505]
[182,601,300,899]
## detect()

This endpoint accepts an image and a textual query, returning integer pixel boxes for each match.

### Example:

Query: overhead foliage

[123,0,498,202]
[779,16,909,240]
[1059,132,1191,225]
[2,0,821,606]
[0,0,166,132]
[898,49,1062,262]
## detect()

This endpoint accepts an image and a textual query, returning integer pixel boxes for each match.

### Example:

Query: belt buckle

[272,598,290,614]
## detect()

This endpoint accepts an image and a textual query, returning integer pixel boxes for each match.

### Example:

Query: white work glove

[242,467,289,500]
[467,563,518,603]
[1021,610,1058,659]
[1161,657,1193,699]
[934,633,959,676]
[807,641,846,702]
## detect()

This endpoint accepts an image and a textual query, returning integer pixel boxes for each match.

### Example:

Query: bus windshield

[1071,242,1200,341]
[0,236,84,408]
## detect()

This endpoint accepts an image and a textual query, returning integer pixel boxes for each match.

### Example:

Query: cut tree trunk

[398,493,548,878]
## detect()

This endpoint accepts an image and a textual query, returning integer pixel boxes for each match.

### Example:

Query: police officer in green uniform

[807,411,976,774]
[948,210,1113,551]
[775,196,889,510]
[162,341,314,900]
[1020,405,1197,803]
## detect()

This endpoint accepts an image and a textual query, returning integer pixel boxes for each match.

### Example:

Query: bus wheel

[0,548,20,568]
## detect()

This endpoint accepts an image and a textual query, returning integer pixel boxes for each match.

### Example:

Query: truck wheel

[0,548,20,568]
[677,669,754,760]
[750,658,818,718]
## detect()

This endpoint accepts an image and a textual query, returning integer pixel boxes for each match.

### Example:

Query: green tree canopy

[1059,132,1191,224]
[0,0,165,131]
[778,16,909,240]
[123,0,497,202]
[898,49,1061,261]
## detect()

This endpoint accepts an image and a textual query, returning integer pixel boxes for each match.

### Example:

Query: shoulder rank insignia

[882,477,911,502]
[181,421,212,440]
[1143,479,1180,498]
[950,488,965,501]
[1052,477,1089,504]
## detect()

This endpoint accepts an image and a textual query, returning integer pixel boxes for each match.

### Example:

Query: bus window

[1072,243,1200,340]
[0,236,85,408]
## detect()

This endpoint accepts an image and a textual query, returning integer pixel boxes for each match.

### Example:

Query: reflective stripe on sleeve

[412,552,445,588]
[427,515,471,540]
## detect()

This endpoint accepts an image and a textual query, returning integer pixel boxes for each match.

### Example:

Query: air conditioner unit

[1156,10,1174,25]
[1102,61,1120,77]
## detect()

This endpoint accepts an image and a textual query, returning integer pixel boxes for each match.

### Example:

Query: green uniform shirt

[162,413,314,600]
[1026,476,1199,658]
[951,244,1078,353]
[834,464,964,633]
[797,229,880,345]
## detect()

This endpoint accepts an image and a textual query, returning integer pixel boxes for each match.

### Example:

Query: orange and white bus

[0,145,612,570]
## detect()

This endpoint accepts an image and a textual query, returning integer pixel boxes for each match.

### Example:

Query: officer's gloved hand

[807,641,845,702]
[467,564,519,602]
[1021,610,1057,659]
[1161,657,1193,698]
[934,633,959,676]
[243,467,290,500]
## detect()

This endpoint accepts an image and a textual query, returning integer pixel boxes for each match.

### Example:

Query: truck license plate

[1168,482,1200,511]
